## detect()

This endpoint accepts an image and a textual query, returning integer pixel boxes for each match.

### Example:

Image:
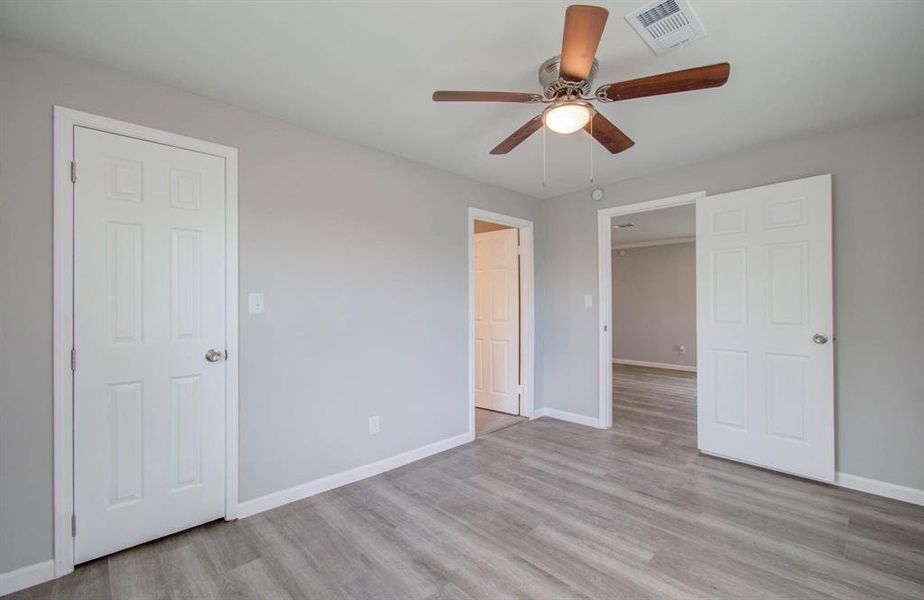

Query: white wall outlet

[675,344,687,354]
[247,292,265,314]
[368,415,380,435]
[584,294,593,308]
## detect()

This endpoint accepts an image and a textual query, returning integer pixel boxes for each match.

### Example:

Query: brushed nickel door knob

[812,334,829,345]
[205,349,224,362]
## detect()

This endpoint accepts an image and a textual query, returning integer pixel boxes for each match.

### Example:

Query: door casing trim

[468,208,535,434]
[52,106,239,577]
[597,191,705,429]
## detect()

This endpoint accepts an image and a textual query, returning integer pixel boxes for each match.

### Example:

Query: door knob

[812,334,829,345]
[205,349,224,362]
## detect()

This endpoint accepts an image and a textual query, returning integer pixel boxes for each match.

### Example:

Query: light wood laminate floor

[10,365,924,599]
[475,407,526,437]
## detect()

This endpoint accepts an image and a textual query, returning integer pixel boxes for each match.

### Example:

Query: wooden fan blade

[490,116,543,155]
[432,91,542,103]
[559,5,609,82]
[584,111,634,154]
[596,63,730,102]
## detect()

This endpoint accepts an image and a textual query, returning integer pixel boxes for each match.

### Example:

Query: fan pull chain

[589,113,595,183]
[542,123,548,188]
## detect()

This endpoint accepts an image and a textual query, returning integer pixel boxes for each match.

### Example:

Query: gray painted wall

[538,113,924,491]
[612,243,696,368]
[0,38,539,572]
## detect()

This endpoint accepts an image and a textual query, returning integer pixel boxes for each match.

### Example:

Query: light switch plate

[584,294,593,308]
[248,292,264,314]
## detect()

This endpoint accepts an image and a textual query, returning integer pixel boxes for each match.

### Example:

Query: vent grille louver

[637,0,681,28]
[627,0,706,54]
[646,11,690,40]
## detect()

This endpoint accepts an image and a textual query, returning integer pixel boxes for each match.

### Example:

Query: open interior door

[696,174,834,481]
[474,228,520,415]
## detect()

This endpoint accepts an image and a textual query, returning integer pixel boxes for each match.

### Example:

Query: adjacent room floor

[12,365,924,599]
[475,407,526,437]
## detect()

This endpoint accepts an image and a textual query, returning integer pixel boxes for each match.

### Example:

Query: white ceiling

[2,1,923,199]
[611,204,694,246]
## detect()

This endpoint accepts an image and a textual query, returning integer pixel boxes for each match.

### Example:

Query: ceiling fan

[432,4,730,156]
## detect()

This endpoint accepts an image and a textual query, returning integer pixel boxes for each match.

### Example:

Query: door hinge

[70,161,77,183]
[516,245,522,256]
[70,347,76,371]
[71,514,77,537]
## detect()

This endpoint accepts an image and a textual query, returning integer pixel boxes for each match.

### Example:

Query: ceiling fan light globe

[543,102,592,134]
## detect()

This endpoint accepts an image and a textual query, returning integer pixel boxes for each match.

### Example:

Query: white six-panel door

[474,228,520,415]
[74,127,227,562]
[696,174,834,482]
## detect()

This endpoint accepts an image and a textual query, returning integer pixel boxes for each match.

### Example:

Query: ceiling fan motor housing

[539,55,598,99]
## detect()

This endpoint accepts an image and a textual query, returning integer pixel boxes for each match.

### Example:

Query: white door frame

[597,191,705,429]
[468,208,535,435]
[52,106,239,577]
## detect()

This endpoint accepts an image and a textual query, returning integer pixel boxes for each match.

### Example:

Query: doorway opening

[468,208,534,438]
[597,192,703,430]
[612,204,697,372]
[610,203,698,444]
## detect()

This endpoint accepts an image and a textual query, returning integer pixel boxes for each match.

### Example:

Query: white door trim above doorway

[52,106,239,577]
[467,208,535,436]
[597,191,706,429]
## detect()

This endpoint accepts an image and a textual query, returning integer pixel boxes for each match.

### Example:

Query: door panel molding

[52,106,239,577]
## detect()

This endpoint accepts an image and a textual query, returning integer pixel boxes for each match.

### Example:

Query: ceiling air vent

[626,0,706,55]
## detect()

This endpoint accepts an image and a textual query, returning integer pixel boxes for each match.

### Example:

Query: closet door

[73,126,227,562]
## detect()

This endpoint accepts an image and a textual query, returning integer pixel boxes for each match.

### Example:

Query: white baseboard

[534,407,604,429]
[613,358,696,372]
[0,559,55,597]
[836,472,924,507]
[236,431,474,518]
